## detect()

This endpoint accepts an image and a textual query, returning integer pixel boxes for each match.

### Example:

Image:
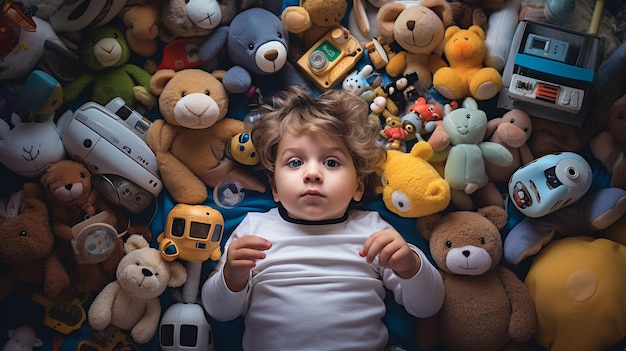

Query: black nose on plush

[462,250,470,257]
[142,268,153,277]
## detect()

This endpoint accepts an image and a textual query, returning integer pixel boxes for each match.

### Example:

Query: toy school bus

[157,204,224,262]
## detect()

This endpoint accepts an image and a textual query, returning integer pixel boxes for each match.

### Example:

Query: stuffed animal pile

[2,0,626,350]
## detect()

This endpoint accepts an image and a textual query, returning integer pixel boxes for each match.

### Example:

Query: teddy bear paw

[473,81,500,100]
[504,225,556,265]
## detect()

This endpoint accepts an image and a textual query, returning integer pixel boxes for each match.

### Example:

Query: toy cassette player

[57,98,162,213]
[297,26,364,90]
[497,20,602,127]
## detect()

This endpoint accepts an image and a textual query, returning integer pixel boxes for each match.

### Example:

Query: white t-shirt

[201,207,444,351]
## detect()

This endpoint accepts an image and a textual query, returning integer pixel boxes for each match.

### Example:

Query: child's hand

[360,229,421,279]
[224,235,272,292]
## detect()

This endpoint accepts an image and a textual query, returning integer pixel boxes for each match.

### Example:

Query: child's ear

[353,178,365,202]
[270,179,280,202]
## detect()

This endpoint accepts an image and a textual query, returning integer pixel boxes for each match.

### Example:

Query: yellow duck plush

[432,25,502,101]
[375,141,451,218]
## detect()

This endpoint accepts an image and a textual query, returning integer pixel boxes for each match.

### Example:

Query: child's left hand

[360,229,422,279]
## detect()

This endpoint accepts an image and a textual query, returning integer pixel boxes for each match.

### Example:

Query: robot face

[508,152,592,218]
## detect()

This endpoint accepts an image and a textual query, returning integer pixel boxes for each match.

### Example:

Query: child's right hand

[223,235,272,292]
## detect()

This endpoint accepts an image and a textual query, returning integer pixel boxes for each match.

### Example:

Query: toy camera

[157,204,224,262]
[508,151,592,218]
[296,26,364,90]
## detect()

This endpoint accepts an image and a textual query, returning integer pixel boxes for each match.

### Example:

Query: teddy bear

[448,0,505,30]
[415,205,538,351]
[0,182,70,300]
[118,0,161,57]
[375,0,453,88]
[198,7,310,95]
[88,234,187,344]
[62,25,156,108]
[472,109,534,208]
[146,68,266,205]
[40,159,130,293]
[440,97,512,209]
[1,325,43,351]
[281,0,348,59]
[590,93,626,189]
[158,0,237,44]
[375,141,451,218]
[432,25,503,101]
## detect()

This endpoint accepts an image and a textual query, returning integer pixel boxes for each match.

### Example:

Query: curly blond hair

[251,86,386,195]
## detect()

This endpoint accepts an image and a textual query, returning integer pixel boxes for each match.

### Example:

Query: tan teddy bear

[88,234,187,344]
[415,206,538,351]
[146,68,265,205]
[432,25,503,101]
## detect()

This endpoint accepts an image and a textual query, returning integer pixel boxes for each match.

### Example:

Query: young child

[201,87,444,351]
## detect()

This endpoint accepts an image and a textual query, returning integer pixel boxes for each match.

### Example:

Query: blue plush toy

[198,7,310,95]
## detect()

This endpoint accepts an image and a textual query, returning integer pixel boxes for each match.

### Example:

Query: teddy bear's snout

[142,268,153,277]
[405,20,416,31]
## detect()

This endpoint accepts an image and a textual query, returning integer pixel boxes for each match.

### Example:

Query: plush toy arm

[43,254,70,299]
[198,26,230,62]
[427,53,447,75]
[281,6,311,34]
[88,281,120,330]
[131,298,161,344]
[479,142,513,167]
[63,74,95,104]
[280,62,311,91]
[125,64,154,91]
[415,314,440,350]
[51,220,75,241]
[385,51,407,78]
[223,66,253,94]
[497,267,538,343]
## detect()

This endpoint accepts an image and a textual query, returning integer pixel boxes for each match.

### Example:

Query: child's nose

[304,164,322,182]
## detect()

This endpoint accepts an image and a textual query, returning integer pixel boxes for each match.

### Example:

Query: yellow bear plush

[432,25,502,101]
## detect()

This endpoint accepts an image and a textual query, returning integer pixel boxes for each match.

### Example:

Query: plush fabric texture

[432,25,502,101]
[87,235,187,344]
[449,0,505,29]
[281,0,349,53]
[375,141,451,218]
[119,0,162,57]
[416,206,538,351]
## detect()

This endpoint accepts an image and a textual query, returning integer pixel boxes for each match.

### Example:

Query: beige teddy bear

[87,234,187,344]
[146,68,266,205]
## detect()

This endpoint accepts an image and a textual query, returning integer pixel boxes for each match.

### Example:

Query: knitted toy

[375,141,451,218]
[62,26,155,108]
[441,97,512,208]
[416,206,538,351]
[146,68,266,205]
[0,183,70,300]
[432,25,502,101]
[88,234,187,344]
[376,0,453,87]
[281,0,348,58]
[198,7,309,95]
[473,109,534,208]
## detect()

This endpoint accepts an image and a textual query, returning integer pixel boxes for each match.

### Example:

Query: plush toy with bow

[375,141,451,218]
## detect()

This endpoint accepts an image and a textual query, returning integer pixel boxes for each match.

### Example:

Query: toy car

[508,151,592,217]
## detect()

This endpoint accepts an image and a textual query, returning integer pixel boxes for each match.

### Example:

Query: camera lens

[308,50,328,73]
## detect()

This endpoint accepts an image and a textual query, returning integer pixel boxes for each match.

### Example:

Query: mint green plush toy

[63,26,155,108]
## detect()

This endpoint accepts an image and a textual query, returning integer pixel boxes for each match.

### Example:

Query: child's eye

[287,159,302,168]
[324,159,340,168]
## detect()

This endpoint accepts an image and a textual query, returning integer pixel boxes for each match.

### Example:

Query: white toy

[1,325,42,351]
[87,235,187,344]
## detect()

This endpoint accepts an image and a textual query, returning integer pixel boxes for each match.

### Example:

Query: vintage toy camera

[57,98,162,213]
[508,152,592,218]
[296,26,364,90]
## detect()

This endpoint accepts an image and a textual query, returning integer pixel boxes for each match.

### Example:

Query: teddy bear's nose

[65,184,72,190]
[462,250,470,257]
[406,20,415,31]
[142,268,153,277]
[264,50,278,62]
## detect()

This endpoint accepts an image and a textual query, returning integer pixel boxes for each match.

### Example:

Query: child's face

[272,132,365,221]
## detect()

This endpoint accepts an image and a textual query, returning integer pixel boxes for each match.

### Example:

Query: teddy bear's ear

[478,205,508,230]
[417,213,444,240]
[445,25,461,41]
[167,261,187,288]
[124,234,150,253]
[22,182,45,200]
[149,69,177,96]
[376,3,405,38]
[468,24,485,40]
[421,0,454,26]
[410,141,434,161]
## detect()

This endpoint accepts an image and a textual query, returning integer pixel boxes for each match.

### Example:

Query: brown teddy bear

[146,68,266,205]
[88,234,187,344]
[0,182,70,300]
[590,94,626,189]
[449,0,505,30]
[40,159,129,293]
[119,0,162,57]
[375,0,453,88]
[415,206,538,351]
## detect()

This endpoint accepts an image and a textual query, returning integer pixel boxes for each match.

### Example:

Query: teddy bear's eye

[276,32,283,39]
[509,118,515,123]
[466,114,471,119]
[480,237,485,245]
[248,43,255,50]
[464,37,469,41]
[205,90,210,96]
[446,240,452,248]
[181,92,187,98]
[80,172,86,179]
[135,262,141,266]
[19,230,27,237]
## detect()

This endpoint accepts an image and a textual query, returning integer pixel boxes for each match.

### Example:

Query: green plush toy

[62,26,156,108]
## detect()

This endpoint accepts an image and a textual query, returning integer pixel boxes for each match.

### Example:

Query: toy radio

[296,26,364,90]
[57,98,162,213]
[508,152,592,218]
[497,20,602,127]
[157,204,224,263]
